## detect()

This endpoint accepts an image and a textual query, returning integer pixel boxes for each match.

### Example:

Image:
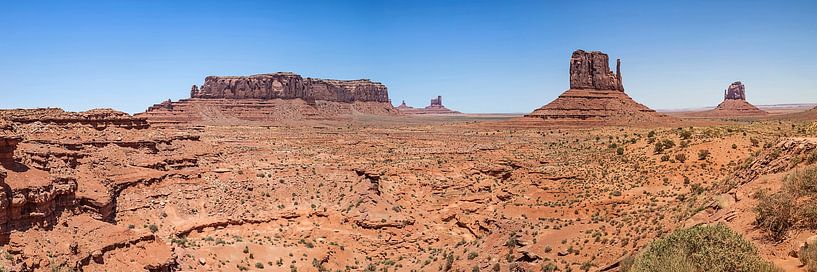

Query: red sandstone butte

[689,81,768,118]
[525,50,673,125]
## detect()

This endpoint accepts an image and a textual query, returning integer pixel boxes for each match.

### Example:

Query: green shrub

[754,190,795,241]
[679,130,693,140]
[623,224,780,272]
[783,167,817,196]
[698,149,711,160]
[755,166,817,240]
[617,147,625,155]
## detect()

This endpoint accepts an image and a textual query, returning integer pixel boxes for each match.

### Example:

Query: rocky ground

[0,108,815,271]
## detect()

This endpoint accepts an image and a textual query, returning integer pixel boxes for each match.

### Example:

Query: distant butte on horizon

[396,96,461,115]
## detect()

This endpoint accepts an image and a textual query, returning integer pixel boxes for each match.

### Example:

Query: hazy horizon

[2,0,816,114]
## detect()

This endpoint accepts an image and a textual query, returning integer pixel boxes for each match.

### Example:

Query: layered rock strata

[139,72,397,125]
[526,50,670,124]
[0,122,78,240]
[396,96,461,115]
[0,108,149,129]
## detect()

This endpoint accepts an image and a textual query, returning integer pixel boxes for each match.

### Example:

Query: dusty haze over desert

[1,1,817,272]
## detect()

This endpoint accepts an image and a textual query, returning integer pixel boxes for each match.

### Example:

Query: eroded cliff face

[0,120,79,241]
[569,50,624,91]
[724,81,747,100]
[190,72,390,103]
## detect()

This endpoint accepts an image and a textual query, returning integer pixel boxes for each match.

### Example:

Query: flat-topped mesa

[724,81,747,100]
[569,50,624,91]
[139,72,398,125]
[190,72,390,103]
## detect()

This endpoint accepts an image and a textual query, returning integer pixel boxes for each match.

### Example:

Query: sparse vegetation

[622,224,780,272]
[755,166,817,240]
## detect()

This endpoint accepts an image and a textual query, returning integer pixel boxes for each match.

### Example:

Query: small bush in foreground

[754,166,817,240]
[623,223,780,272]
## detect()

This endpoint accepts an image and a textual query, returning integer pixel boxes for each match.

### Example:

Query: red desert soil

[1,106,816,271]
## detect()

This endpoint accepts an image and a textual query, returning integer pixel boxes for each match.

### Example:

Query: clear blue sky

[1,0,816,114]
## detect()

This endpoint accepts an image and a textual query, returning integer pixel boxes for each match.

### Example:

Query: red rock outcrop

[0,122,78,240]
[139,72,397,125]
[396,96,461,115]
[525,50,672,125]
[0,108,149,129]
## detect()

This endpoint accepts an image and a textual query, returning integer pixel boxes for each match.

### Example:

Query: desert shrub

[754,190,795,241]
[802,241,817,272]
[623,223,780,272]
[653,142,664,154]
[754,166,817,240]
[802,203,817,229]
[616,147,625,155]
[807,150,817,165]
[679,130,693,140]
[675,153,687,163]
[660,155,670,162]
[783,167,817,196]
[698,149,711,160]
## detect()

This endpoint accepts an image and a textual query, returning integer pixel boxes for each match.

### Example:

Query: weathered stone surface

[396,96,461,115]
[724,81,746,100]
[569,50,623,91]
[191,72,390,103]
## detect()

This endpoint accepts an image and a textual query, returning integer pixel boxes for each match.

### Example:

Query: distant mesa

[396,96,461,115]
[690,81,767,117]
[525,49,672,125]
[138,72,398,125]
[712,81,767,116]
